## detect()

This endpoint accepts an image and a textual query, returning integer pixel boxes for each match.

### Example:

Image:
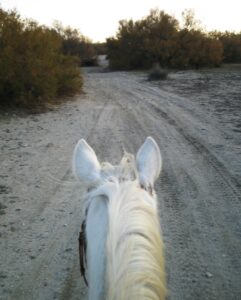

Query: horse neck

[105,181,166,300]
[85,194,108,300]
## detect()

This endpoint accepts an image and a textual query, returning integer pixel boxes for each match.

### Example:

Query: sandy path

[0,66,241,299]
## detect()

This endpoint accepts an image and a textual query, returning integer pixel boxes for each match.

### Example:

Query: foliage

[212,31,241,63]
[148,63,168,80]
[107,9,225,70]
[93,42,107,55]
[169,29,223,68]
[107,10,179,70]
[0,8,83,107]
[181,9,203,31]
[53,22,97,66]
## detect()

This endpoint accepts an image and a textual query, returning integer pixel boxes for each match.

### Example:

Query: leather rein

[78,184,152,287]
[78,219,88,287]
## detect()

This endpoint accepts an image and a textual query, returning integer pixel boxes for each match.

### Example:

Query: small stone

[10,226,16,232]
[0,203,7,210]
[46,142,54,148]
[205,272,213,278]
[0,273,7,279]
[65,248,73,252]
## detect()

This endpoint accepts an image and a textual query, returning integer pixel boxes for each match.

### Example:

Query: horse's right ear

[136,137,162,190]
[73,139,101,186]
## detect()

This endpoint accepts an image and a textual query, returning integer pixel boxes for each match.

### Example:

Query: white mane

[105,181,166,299]
[73,137,167,300]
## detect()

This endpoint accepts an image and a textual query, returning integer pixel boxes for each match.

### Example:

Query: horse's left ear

[136,137,162,190]
[73,139,101,187]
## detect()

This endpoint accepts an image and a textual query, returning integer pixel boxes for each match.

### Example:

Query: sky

[0,0,240,42]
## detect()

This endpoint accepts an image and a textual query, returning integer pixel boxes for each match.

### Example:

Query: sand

[0,63,241,299]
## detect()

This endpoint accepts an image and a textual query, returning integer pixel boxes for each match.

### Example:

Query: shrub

[215,31,241,63]
[107,10,179,70]
[0,8,83,108]
[106,9,224,70]
[53,22,97,67]
[148,63,168,80]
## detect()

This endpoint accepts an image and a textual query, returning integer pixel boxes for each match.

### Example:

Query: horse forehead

[101,163,119,175]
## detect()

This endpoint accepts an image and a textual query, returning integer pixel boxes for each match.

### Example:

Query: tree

[182,9,202,31]
[0,8,83,107]
[107,8,224,69]
[107,10,179,69]
[53,22,97,66]
[217,31,241,63]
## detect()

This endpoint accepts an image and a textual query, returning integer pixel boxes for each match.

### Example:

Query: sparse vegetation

[212,31,241,63]
[107,9,240,70]
[93,42,107,55]
[148,63,168,80]
[0,8,85,108]
[0,6,240,108]
[53,21,97,66]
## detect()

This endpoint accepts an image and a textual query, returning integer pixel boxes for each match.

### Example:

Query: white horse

[73,137,166,300]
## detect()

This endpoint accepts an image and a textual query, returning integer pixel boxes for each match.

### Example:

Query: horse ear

[73,139,101,186]
[136,137,162,189]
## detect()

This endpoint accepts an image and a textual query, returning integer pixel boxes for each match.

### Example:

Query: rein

[78,184,152,288]
[78,219,88,287]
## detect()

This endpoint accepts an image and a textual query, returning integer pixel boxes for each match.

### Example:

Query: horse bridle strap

[78,185,152,288]
[78,219,88,287]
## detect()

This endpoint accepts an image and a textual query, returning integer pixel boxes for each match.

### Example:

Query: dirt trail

[0,65,241,300]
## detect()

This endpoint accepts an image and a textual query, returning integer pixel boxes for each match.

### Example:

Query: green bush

[53,22,97,66]
[213,31,241,63]
[148,63,168,80]
[107,9,224,70]
[0,8,83,107]
[107,10,179,70]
